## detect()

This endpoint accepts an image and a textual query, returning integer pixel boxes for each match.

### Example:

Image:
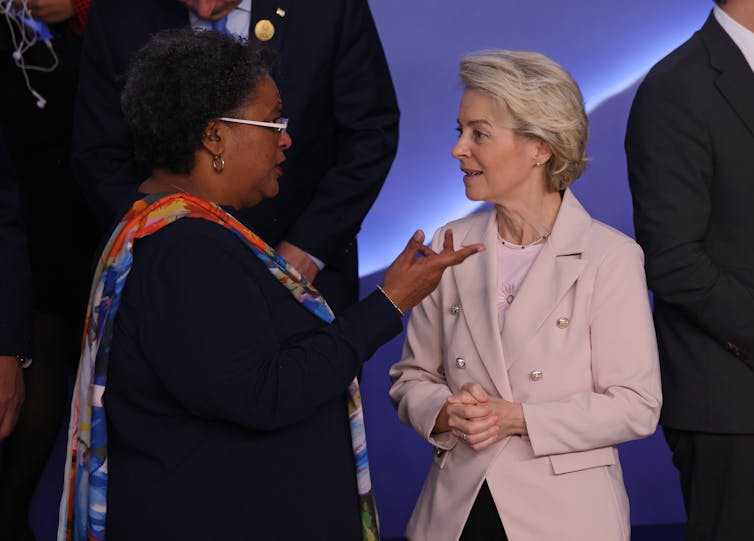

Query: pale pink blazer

[389,189,662,541]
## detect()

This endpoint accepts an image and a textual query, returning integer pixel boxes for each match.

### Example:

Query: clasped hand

[435,382,527,452]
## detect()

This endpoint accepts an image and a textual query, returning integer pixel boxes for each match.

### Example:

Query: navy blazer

[105,216,402,540]
[73,0,400,312]
[0,132,31,357]
[626,13,754,432]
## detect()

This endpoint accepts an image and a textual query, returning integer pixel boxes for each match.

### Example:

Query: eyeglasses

[218,117,288,136]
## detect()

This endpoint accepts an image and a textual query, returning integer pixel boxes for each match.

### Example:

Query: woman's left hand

[448,382,527,452]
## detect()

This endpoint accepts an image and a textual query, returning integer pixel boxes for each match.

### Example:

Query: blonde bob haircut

[459,50,589,191]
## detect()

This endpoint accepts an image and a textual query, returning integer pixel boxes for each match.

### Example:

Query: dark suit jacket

[0,132,31,357]
[105,215,402,540]
[73,0,399,312]
[626,12,754,433]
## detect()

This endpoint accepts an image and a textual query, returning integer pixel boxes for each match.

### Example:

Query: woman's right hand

[380,229,483,314]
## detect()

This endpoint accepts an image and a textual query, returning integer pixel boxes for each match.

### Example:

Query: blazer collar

[702,12,754,138]
[454,208,510,398]
[454,189,590,396]
[501,189,589,369]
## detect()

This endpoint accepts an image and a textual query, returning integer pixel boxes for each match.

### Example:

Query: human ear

[532,138,553,165]
[201,120,225,156]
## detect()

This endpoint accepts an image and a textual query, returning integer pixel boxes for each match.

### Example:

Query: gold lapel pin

[276,7,286,17]
[254,19,275,41]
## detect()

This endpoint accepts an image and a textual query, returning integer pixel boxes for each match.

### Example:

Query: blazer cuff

[428,430,458,450]
[521,402,550,456]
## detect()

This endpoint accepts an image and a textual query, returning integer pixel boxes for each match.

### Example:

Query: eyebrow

[264,101,282,120]
[457,119,493,128]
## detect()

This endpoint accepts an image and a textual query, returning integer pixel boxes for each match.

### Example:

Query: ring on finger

[462,432,467,441]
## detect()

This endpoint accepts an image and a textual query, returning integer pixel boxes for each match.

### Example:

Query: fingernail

[413,230,423,241]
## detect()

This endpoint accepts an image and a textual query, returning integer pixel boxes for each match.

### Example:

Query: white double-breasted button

[530,370,543,381]
[556,316,570,329]
[455,357,466,369]
[450,304,461,315]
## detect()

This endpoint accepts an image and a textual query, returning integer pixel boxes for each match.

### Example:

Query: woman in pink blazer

[389,50,662,541]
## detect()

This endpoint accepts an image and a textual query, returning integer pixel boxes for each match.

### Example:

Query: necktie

[211,15,229,35]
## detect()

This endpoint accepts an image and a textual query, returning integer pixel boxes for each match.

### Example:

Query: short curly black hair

[121,27,273,174]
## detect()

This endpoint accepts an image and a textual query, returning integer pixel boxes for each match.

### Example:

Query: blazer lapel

[703,14,754,138]
[250,0,289,50]
[454,210,513,400]
[501,190,589,369]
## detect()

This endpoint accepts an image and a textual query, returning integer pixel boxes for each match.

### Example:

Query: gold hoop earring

[212,154,225,173]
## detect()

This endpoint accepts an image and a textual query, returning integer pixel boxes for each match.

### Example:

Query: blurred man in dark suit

[626,1,754,539]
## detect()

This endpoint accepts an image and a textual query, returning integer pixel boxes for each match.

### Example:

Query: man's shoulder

[642,29,710,91]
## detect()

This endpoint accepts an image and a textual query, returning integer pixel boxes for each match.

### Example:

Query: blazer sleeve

[71,0,151,228]
[389,227,457,450]
[284,0,399,264]
[522,241,662,456]
[0,134,32,357]
[626,75,754,359]
[135,225,402,430]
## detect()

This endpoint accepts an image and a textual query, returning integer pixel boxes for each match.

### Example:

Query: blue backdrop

[358,0,712,537]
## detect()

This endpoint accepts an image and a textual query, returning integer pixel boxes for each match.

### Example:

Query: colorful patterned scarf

[57,193,379,541]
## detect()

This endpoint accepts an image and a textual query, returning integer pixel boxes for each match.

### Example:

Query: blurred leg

[665,427,754,541]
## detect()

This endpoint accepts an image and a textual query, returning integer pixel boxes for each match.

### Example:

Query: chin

[464,187,484,202]
[263,180,280,199]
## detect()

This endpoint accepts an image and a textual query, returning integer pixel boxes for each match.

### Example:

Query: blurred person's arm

[626,72,754,364]
[0,134,31,440]
[71,0,172,228]
[276,0,399,281]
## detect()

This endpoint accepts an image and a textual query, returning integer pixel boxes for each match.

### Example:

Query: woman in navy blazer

[61,28,477,541]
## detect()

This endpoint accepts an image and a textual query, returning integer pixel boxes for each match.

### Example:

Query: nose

[280,130,292,151]
[451,136,468,159]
